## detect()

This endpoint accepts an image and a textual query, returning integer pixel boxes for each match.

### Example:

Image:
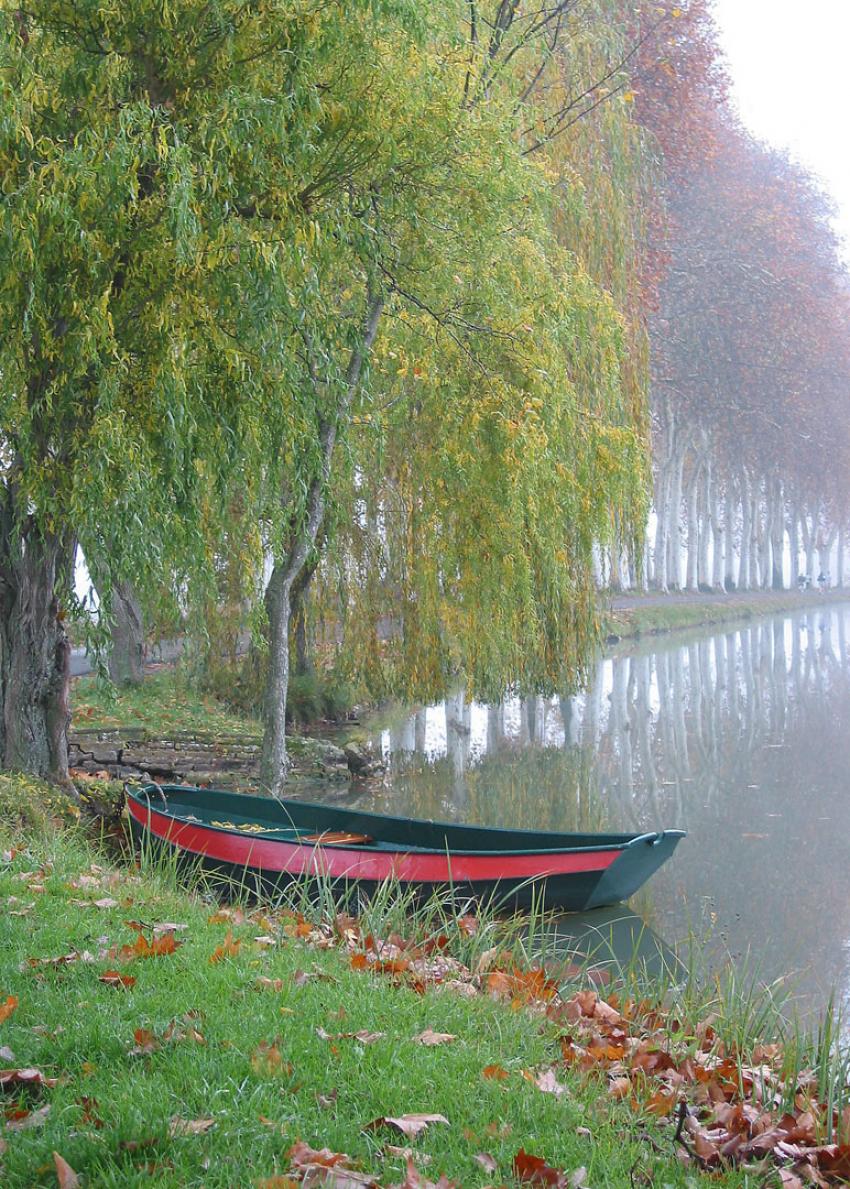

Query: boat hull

[126,784,684,912]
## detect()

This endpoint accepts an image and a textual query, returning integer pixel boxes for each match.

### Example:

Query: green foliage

[0,773,80,830]
[2,0,654,763]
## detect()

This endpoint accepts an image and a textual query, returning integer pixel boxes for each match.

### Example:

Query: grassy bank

[1,783,849,1187]
[606,590,849,643]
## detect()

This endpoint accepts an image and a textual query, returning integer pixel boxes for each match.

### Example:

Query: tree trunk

[591,540,604,589]
[711,478,724,590]
[685,462,700,593]
[757,482,771,589]
[838,522,846,588]
[667,450,685,589]
[724,483,736,590]
[816,524,836,583]
[801,500,818,583]
[739,473,751,590]
[259,291,383,795]
[0,525,75,785]
[769,477,784,590]
[698,457,712,589]
[108,580,145,686]
[290,553,320,678]
[788,505,800,589]
[653,462,671,592]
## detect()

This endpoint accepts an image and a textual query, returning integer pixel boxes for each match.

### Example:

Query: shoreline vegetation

[605,589,850,645]
[1,785,849,1187]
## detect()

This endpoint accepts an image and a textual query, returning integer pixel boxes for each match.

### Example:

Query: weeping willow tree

[307,0,654,708]
[0,0,398,784]
[1,0,654,794]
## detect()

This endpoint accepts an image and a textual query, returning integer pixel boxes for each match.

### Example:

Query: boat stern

[584,830,685,910]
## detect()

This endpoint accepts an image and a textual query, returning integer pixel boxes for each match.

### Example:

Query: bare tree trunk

[757,481,771,589]
[838,522,846,588]
[769,477,784,590]
[591,540,604,589]
[108,580,145,686]
[816,523,837,583]
[653,463,671,592]
[667,450,685,589]
[739,472,751,590]
[0,520,75,786]
[685,461,700,593]
[260,292,383,795]
[711,478,724,590]
[724,483,736,590]
[801,501,818,582]
[788,503,800,589]
[698,456,712,589]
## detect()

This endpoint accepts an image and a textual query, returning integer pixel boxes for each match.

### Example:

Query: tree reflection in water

[352,604,850,1025]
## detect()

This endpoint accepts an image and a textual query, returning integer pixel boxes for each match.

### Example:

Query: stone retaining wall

[68,728,356,788]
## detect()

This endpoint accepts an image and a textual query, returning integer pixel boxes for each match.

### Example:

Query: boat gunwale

[127,784,685,860]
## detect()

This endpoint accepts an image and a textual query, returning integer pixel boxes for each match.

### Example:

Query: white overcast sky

[712,0,850,258]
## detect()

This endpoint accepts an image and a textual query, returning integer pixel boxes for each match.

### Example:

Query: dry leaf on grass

[209,929,241,964]
[5,1104,51,1131]
[513,1148,567,1186]
[168,1116,216,1136]
[317,1028,385,1045]
[364,1114,449,1140]
[98,971,136,989]
[0,1067,58,1089]
[52,1152,80,1188]
[413,1030,456,1047]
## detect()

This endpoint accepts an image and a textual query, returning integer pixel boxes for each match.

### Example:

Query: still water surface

[343,603,850,1022]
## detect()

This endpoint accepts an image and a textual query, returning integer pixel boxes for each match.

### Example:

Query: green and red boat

[126,782,684,911]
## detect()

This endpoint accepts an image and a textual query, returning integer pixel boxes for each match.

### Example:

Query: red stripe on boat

[128,800,621,883]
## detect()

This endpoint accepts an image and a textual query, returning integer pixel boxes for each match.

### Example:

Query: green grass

[72,672,261,739]
[0,804,767,1188]
[2,781,847,1187]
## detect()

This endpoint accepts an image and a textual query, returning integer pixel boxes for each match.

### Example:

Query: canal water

[345,602,850,1024]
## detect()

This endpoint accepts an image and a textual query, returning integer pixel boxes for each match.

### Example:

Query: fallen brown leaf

[251,1040,291,1077]
[210,929,241,964]
[413,1030,456,1047]
[168,1116,216,1136]
[482,1064,509,1081]
[52,1151,80,1188]
[5,1104,51,1131]
[98,971,136,989]
[473,1153,498,1174]
[529,1069,567,1097]
[317,1028,385,1045]
[513,1148,566,1186]
[0,997,17,1025]
[364,1114,449,1140]
[129,1028,159,1056]
[0,1067,59,1089]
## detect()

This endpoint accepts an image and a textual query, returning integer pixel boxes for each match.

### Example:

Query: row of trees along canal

[4,1,849,795]
[598,0,850,593]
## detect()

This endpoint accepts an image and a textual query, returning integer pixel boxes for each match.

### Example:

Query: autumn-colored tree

[1,1,655,793]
